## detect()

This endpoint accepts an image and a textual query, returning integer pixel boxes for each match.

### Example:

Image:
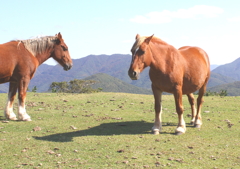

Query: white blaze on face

[131,47,139,64]
[134,47,139,56]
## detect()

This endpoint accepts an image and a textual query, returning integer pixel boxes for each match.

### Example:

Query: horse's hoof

[175,126,186,135]
[175,131,184,135]
[23,118,32,121]
[9,117,17,121]
[194,124,201,128]
[190,122,194,125]
[152,129,160,135]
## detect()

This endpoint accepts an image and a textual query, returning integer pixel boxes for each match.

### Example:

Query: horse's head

[52,33,73,71]
[128,34,154,80]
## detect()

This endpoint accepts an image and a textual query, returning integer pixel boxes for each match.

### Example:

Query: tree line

[49,79,102,93]
[29,79,228,96]
[204,90,227,96]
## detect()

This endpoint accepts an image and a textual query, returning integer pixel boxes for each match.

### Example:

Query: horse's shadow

[33,121,179,142]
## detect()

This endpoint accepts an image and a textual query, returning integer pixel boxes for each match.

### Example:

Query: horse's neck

[150,43,180,72]
[35,48,53,66]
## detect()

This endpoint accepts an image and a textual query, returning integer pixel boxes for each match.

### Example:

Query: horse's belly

[151,77,206,94]
[0,76,11,84]
[182,79,205,94]
[0,70,14,84]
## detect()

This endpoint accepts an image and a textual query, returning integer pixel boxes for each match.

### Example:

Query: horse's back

[0,42,17,82]
[178,46,210,94]
[0,41,24,66]
[0,41,32,83]
[178,46,210,71]
[0,41,19,60]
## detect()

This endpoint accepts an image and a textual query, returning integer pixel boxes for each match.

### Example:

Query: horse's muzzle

[128,70,139,80]
[63,63,73,71]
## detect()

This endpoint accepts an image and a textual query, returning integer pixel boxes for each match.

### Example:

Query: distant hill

[84,73,152,94]
[0,54,239,94]
[212,58,240,80]
[207,72,236,88]
[28,54,240,92]
[0,84,8,93]
[28,54,152,92]
[210,64,219,71]
[208,81,240,96]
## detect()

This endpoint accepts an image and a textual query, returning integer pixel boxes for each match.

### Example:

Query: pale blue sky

[1,0,240,65]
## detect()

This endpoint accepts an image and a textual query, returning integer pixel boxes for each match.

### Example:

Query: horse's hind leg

[194,83,207,128]
[17,77,31,121]
[187,93,196,125]
[4,82,18,120]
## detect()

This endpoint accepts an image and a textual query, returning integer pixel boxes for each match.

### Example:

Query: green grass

[0,92,239,168]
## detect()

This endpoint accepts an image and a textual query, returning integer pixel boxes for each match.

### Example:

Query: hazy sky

[1,0,240,65]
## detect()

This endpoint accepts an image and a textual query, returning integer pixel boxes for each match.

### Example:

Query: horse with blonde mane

[128,34,210,135]
[0,33,72,121]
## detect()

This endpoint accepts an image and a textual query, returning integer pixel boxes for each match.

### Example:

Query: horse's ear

[144,34,154,44]
[57,32,62,40]
[135,34,140,40]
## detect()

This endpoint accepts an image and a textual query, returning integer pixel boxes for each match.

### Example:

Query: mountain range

[1,54,240,95]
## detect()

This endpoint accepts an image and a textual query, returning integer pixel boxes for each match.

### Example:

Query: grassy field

[0,92,239,169]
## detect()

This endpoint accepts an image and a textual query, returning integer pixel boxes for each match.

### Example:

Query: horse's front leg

[4,82,18,120]
[151,85,163,135]
[17,77,31,121]
[174,86,186,135]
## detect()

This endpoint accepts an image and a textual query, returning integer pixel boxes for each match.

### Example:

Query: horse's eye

[61,45,68,51]
[138,49,145,55]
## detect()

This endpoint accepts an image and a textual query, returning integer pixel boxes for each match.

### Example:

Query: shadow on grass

[33,121,178,142]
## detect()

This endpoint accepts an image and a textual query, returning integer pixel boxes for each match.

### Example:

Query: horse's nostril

[133,71,136,77]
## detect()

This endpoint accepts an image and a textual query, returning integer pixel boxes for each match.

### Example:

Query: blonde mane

[17,36,58,56]
[131,36,147,53]
[131,35,165,54]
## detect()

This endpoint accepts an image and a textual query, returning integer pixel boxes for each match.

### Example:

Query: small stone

[46,150,55,155]
[117,149,124,153]
[70,125,77,130]
[33,126,41,131]
[55,154,61,157]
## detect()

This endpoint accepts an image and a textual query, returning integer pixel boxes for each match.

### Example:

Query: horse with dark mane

[128,34,210,135]
[0,33,72,121]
